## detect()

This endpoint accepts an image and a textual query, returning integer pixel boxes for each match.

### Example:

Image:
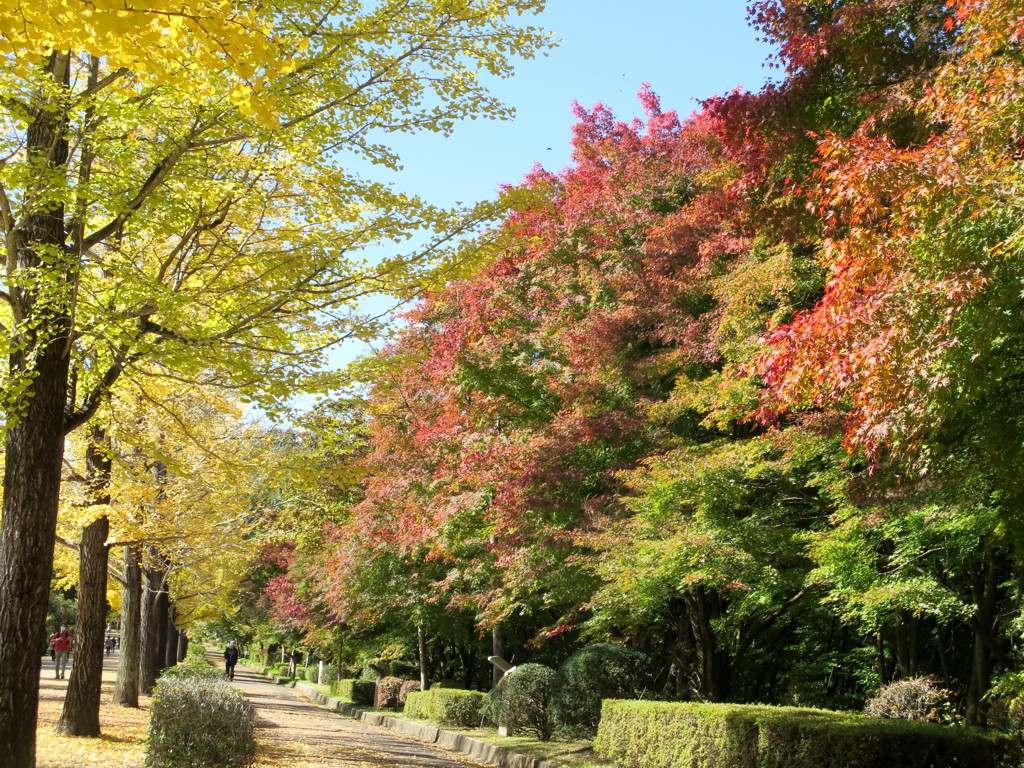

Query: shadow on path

[216,656,485,768]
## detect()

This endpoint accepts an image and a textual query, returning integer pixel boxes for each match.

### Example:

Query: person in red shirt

[49,624,74,679]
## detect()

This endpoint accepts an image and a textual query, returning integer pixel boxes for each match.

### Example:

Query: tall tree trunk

[115,546,142,707]
[164,603,178,669]
[57,515,110,736]
[0,51,73,768]
[139,553,165,693]
[491,625,505,689]
[154,588,169,677]
[684,587,731,702]
[458,644,475,690]
[417,623,428,692]
[57,427,112,736]
[177,631,189,663]
[966,551,998,726]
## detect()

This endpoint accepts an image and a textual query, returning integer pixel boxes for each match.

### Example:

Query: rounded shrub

[304,665,318,683]
[405,688,485,727]
[321,663,340,686]
[492,663,557,740]
[864,676,953,722]
[147,676,256,768]
[553,643,653,736]
[376,676,404,709]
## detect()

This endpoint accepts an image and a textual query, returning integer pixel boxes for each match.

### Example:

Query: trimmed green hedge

[330,678,375,706]
[594,700,1016,768]
[404,688,485,727]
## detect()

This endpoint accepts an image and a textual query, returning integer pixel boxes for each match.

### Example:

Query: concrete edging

[289,680,561,768]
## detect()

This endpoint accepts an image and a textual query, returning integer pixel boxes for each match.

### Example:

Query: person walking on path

[224,640,239,681]
[49,624,74,679]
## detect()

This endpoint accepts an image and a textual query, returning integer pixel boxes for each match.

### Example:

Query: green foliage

[321,663,340,686]
[594,700,1013,768]
[303,665,318,682]
[404,689,486,727]
[147,677,256,768]
[45,592,77,637]
[159,653,224,683]
[399,679,422,706]
[330,678,375,706]
[552,643,653,736]
[492,664,557,741]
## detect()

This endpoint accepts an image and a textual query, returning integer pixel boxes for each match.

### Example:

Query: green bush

[492,663,557,741]
[160,659,224,682]
[147,676,255,768]
[331,678,375,706]
[321,664,340,686]
[399,679,422,706]
[594,700,1016,768]
[552,642,652,736]
[160,649,224,682]
[303,665,318,683]
[404,688,485,727]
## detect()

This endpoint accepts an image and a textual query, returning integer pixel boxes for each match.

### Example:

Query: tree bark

[115,546,142,707]
[417,623,428,691]
[164,602,178,669]
[154,588,169,677]
[684,587,731,702]
[491,624,505,689]
[57,514,110,736]
[57,428,112,736]
[0,51,73,768]
[177,631,189,663]
[966,551,998,726]
[139,552,166,693]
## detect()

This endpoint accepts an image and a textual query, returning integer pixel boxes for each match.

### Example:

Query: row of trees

[245,0,1024,729]
[50,385,269,733]
[0,2,551,766]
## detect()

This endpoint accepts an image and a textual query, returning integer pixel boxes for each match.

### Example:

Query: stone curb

[288,680,561,768]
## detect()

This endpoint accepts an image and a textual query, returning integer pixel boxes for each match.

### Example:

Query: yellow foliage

[55,380,279,628]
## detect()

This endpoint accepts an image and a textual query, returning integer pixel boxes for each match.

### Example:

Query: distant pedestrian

[224,641,239,681]
[49,625,74,679]
[105,636,116,656]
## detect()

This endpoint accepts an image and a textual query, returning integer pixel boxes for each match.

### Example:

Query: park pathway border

[254,668,561,768]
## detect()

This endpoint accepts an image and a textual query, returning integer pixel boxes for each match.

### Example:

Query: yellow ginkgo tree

[51,378,274,722]
[0,2,551,763]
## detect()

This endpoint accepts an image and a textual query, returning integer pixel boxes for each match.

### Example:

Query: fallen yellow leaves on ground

[36,675,148,768]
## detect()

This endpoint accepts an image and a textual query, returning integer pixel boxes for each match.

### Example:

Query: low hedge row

[404,689,485,727]
[594,700,1016,768]
[330,678,375,706]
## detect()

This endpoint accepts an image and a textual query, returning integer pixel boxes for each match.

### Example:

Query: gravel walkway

[228,661,486,768]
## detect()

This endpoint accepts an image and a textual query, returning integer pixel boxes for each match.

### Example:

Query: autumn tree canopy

[0,2,551,764]
[240,0,1024,735]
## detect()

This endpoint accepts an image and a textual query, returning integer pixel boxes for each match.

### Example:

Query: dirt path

[228,661,487,768]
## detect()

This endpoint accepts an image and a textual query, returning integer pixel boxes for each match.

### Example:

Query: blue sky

[314,3,778,392]
[384,3,777,208]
